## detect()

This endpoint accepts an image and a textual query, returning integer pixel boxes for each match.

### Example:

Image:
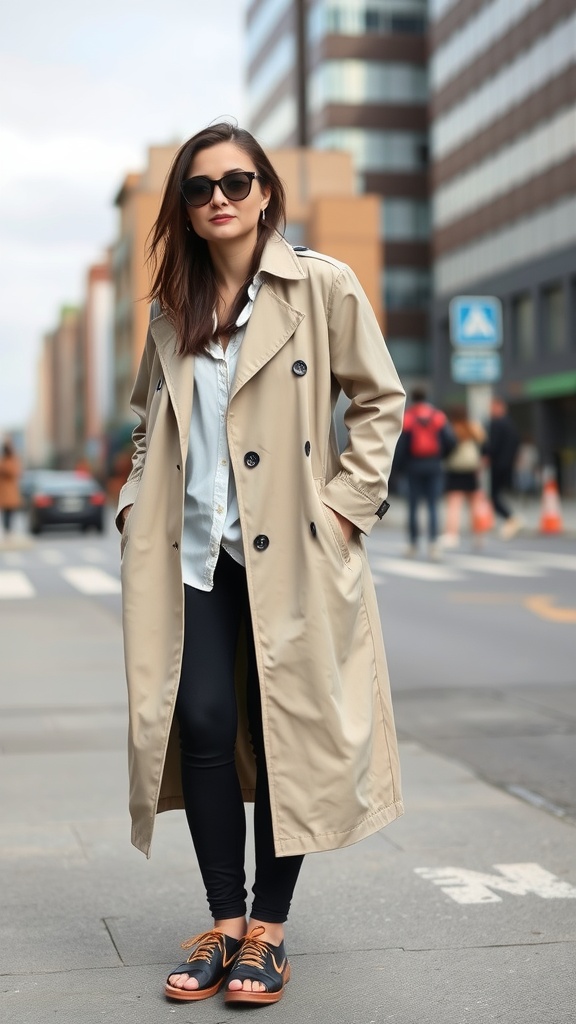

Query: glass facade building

[429,0,576,492]
[246,0,430,380]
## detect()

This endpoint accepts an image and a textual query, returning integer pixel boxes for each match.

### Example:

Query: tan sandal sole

[224,961,291,1004]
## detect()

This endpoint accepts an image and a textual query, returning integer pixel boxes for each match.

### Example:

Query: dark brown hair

[147,123,286,355]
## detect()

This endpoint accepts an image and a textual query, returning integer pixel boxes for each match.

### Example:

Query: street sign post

[451,352,502,384]
[449,296,503,348]
[449,295,503,423]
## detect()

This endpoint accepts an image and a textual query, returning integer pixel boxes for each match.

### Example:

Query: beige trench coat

[118,233,406,858]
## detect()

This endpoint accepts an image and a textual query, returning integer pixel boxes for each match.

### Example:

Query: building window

[512,293,535,363]
[316,127,428,172]
[384,267,430,310]
[381,199,430,240]
[316,2,427,38]
[386,338,429,375]
[309,59,428,111]
[542,285,566,355]
[247,34,296,121]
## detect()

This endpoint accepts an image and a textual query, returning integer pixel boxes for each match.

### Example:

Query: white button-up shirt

[181,276,263,591]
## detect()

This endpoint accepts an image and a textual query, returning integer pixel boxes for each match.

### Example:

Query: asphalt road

[1,512,575,823]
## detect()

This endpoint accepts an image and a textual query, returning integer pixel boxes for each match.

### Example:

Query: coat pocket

[319,498,353,566]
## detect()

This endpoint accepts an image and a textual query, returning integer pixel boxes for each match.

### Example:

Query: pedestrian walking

[441,406,486,548]
[485,397,523,538]
[395,388,455,559]
[116,122,405,1006]
[0,439,21,537]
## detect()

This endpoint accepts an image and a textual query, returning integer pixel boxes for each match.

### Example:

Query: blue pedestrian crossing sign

[449,296,502,347]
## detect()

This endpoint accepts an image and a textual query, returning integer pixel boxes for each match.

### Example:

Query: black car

[28,471,107,535]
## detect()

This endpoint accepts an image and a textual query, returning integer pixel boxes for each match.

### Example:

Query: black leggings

[175,549,303,924]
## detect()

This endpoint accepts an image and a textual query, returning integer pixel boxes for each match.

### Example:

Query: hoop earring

[261,209,266,222]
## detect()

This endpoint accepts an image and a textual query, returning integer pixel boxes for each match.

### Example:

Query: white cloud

[0,0,247,432]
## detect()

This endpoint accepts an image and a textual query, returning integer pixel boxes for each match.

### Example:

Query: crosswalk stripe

[371,558,463,582]
[517,551,576,572]
[450,555,544,577]
[61,567,121,595]
[0,571,36,599]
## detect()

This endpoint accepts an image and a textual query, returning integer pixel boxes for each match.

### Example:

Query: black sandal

[165,929,241,1002]
[224,926,291,1005]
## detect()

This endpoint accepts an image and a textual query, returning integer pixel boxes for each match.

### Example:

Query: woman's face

[184,141,270,248]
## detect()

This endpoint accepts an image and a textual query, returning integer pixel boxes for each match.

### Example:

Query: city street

[1,510,575,1023]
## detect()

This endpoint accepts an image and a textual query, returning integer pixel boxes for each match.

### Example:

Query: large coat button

[292,360,307,376]
[304,441,311,457]
[253,535,269,551]
[244,451,260,468]
[310,522,317,537]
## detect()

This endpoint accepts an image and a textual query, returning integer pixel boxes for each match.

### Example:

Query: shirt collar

[211,272,264,335]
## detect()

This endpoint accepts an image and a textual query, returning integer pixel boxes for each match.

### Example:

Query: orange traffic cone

[539,472,563,534]
[472,489,495,533]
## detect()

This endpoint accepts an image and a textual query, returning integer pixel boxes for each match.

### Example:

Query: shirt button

[217,505,224,515]
[244,451,260,468]
[253,535,269,551]
[292,360,307,376]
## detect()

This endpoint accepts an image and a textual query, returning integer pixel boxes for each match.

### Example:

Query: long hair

[147,123,286,355]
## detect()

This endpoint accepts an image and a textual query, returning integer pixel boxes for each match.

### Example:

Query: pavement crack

[102,917,125,965]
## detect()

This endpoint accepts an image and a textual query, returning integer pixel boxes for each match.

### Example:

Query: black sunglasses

[180,171,261,207]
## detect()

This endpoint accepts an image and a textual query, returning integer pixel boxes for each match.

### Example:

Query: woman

[117,123,405,1005]
[0,439,21,535]
[441,405,486,547]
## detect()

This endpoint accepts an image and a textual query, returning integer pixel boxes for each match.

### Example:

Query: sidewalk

[2,736,575,1022]
[1,529,575,1023]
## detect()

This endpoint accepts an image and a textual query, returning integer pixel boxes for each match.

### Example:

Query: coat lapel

[149,234,305,418]
[230,284,304,401]
[231,233,306,400]
[150,314,194,452]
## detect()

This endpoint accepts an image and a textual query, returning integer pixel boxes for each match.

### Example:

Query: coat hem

[273,799,404,857]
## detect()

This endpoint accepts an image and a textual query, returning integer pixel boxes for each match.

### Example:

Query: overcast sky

[0,0,246,433]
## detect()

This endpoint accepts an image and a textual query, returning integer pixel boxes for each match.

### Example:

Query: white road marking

[0,571,36,599]
[39,548,65,565]
[450,555,544,577]
[517,551,576,572]
[61,566,121,595]
[371,557,463,582]
[415,863,576,904]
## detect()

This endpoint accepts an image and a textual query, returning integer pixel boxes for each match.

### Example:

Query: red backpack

[406,406,445,458]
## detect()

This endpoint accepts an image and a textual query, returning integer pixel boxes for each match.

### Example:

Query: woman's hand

[332,510,354,543]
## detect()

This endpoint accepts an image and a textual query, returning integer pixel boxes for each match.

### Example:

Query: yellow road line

[523,594,576,624]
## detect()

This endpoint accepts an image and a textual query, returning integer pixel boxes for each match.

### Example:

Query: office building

[430,0,576,490]
[246,0,430,384]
